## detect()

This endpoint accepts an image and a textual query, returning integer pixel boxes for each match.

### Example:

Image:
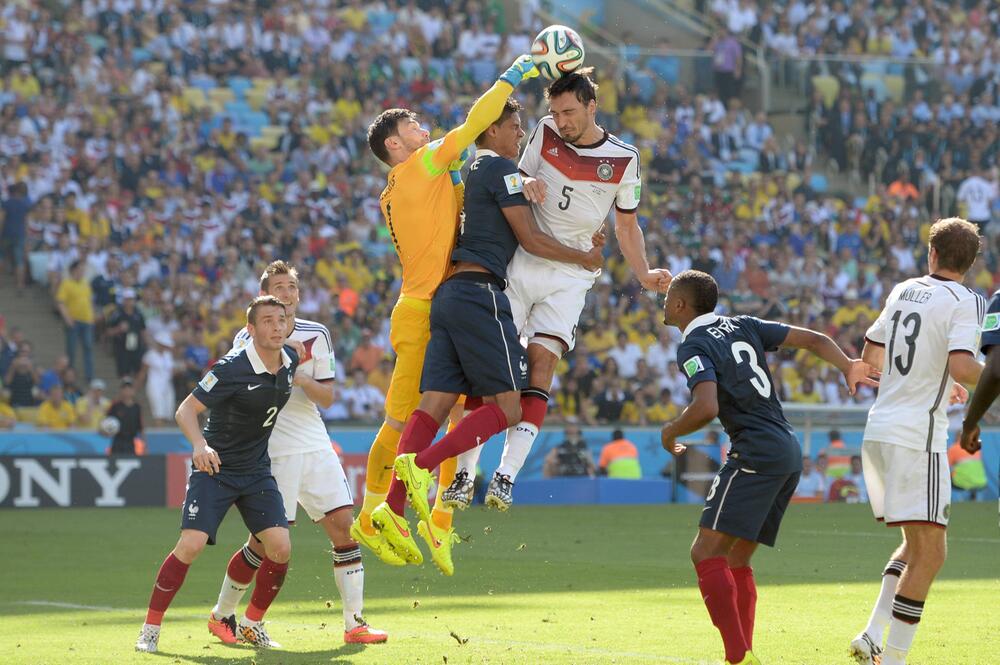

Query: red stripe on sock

[387,410,441,514]
[730,566,757,649]
[145,553,190,625]
[695,557,748,664]
[520,392,548,429]
[414,404,507,471]
[245,558,288,622]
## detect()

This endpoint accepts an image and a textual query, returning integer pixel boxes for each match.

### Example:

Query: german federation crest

[597,163,613,181]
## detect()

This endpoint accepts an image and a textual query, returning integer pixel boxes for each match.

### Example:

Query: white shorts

[862,440,951,528]
[506,250,595,352]
[270,448,353,523]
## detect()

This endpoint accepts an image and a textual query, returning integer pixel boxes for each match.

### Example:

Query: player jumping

[388,95,604,574]
[355,55,541,571]
[851,218,984,665]
[660,270,878,665]
[440,68,671,512]
[205,261,387,646]
[135,296,298,653]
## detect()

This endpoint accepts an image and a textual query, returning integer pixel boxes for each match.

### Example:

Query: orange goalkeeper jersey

[379,80,514,301]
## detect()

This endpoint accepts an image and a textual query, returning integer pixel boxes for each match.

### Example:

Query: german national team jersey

[233,318,335,457]
[980,289,1000,353]
[451,150,527,282]
[192,342,298,475]
[517,115,640,280]
[677,313,801,474]
[864,274,984,453]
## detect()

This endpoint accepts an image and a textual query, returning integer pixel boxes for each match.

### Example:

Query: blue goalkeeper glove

[500,55,539,87]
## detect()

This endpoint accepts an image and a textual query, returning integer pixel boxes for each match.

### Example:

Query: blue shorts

[180,470,288,545]
[420,273,528,397]
[699,463,800,547]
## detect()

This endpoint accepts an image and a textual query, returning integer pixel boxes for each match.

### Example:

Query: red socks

[145,553,190,625]
[520,388,549,428]
[731,566,757,649]
[245,558,288,622]
[386,410,440,514]
[414,404,507,471]
[695,557,749,663]
[228,544,262,585]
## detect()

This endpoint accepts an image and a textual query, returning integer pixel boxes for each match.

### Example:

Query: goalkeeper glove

[500,55,539,87]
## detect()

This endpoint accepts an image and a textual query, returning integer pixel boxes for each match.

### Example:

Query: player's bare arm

[293,374,336,409]
[613,209,672,292]
[502,204,603,271]
[781,327,880,394]
[947,349,983,386]
[175,393,219,475]
[660,381,719,457]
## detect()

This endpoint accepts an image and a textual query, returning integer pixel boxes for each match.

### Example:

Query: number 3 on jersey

[731,341,771,398]
[263,406,278,427]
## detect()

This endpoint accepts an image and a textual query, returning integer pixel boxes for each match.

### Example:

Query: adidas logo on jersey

[547,147,559,157]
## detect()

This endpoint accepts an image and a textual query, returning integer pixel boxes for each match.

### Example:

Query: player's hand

[960,422,981,453]
[639,268,672,292]
[285,338,306,359]
[581,244,604,271]
[843,359,880,395]
[661,428,687,456]
[522,176,546,204]
[192,443,221,475]
[591,224,607,248]
[501,55,539,87]
[949,382,969,406]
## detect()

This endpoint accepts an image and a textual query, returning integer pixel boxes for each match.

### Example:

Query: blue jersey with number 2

[676,315,801,474]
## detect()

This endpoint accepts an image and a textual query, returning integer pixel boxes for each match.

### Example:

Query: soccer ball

[530,25,585,80]
[99,416,121,437]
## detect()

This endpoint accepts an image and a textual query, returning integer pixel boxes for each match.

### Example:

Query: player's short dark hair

[928,217,980,274]
[475,97,522,146]
[259,260,298,293]
[545,67,598,106]
[672,270,719,315]
[246,295,286,325]
[367,108,417,165]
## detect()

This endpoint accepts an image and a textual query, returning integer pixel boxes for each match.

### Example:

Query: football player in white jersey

[850,218,984,665]
[205,261,388,646]
[440,68,671,511]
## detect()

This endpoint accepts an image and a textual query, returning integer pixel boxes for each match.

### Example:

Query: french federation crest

[597,163,613,181]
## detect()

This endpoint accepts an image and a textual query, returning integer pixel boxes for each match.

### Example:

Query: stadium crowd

[0,0,998,437]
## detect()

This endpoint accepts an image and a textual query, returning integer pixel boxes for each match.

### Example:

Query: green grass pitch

[1,503,997,664]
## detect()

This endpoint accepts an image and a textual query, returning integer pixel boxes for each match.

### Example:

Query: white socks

[863,559,905,645]
[454,443,484,479]
[883,594,924,664]
[333,545,365,630]
[213,575,251,619]
[496,422,539,481]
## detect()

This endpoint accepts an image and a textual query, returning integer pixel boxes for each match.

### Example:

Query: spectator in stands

[38,355,69,396]
[594,376,631,424]
[106,288,146,378]
[543,422,596,478]
[349,328,384,375]
[4,349,38,408]
[0,388,15,429]
[844,454,868,503]
[140,331,177,426]
[607,331,643,379]
[35,385,76,430]
[61,367,82,405]
[815,450,830,491]
[56,260,95,384]
[794,455,825,500]
[956,163,998,231]
[343,368,385,423]
[107,378,143,455]
[598,429,642,479]
[77,379,111,431]
[711,28,743,104]
[1,181,31,292]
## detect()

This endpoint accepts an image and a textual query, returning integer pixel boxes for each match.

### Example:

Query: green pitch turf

[1,503,997,665]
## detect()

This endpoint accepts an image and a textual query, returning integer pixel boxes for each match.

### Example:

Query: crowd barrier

[1,427,996,508]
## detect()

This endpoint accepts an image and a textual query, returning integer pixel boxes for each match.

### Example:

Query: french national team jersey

[864,275,985,453]
[676,313,801,475]
[980,289,1000,353]
[233,317,336,457]
[517,115,641,280]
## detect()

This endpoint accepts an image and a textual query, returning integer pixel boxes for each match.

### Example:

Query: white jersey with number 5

[517,115,641,280]
[863,275,984,452]
[233,318,336,457]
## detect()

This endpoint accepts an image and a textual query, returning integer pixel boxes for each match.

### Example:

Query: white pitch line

[794,529,1000,544]
[14,601,132,612]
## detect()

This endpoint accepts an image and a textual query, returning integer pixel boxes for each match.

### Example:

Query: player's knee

[264,537,292,563]
[174,534,207,562]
